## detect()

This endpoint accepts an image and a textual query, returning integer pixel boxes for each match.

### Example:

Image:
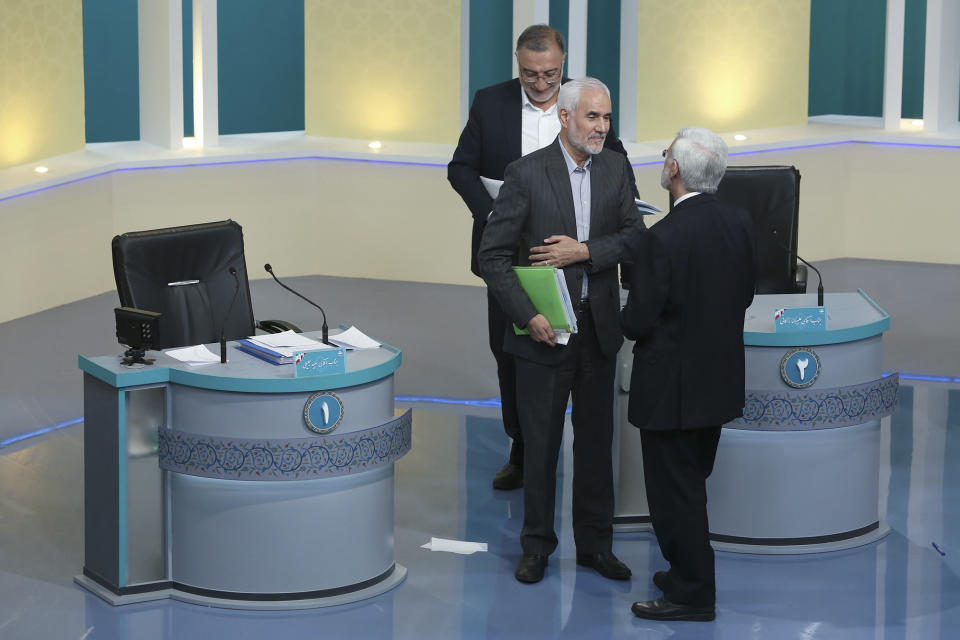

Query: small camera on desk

[115,307,161,366]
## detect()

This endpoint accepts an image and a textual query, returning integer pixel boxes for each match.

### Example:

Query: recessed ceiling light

[733,134,747,142]
[368,140,382,150]
[34,166,49,174]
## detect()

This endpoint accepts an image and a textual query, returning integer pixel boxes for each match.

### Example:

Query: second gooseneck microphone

[263,263,330,345]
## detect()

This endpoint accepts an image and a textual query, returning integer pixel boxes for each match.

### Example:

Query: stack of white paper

[166,345,222,366]
[245,330,332,357]
[329,326,381,350]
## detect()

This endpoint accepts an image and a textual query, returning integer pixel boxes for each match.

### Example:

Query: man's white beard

[660,163,671,190]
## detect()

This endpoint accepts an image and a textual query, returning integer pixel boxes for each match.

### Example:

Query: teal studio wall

[808,0,927,119]
[79,1,955,143]
[467,0,513,106]
[83,0,305,143]
[585,0,621,134]
[82,0,140,142]
[466,0,623,133]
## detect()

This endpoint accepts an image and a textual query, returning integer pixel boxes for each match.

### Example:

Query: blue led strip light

[395,395,573,414]
[395,395,503,408]
[0,417,84,449]
[895,373,960,383]
[0,155,447,205]
[631,140,960,168]
[6,140,960,205]
[6,372,959,451]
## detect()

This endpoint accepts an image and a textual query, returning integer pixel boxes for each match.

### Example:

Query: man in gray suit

[478,78,640,584]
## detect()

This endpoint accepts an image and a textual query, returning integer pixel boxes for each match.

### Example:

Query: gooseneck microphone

[221,266,241,363]
[263,263,330,345]
[771,228,824,307]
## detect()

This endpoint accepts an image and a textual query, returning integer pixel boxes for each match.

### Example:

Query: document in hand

[480,176,504,199]
[511,266,578,336]
[635,198,663,215]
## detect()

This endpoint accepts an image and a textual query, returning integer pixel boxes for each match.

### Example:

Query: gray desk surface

[743,290,889,347]
[78,330,401,393]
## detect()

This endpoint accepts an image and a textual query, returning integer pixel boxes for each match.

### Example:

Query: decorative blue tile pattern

[727,375,899,431]
[157,409,412,480]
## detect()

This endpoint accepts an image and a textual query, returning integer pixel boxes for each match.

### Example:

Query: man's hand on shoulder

[526,314,557,347]
[529,235,589,268]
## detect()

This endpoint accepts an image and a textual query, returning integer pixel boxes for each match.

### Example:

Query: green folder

[511,266,578,335]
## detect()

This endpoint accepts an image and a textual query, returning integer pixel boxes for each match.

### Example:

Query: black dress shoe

[653,570,668,591]
[515,554,547,583]
[492,462,523,490]
[575,551,632,580]
[631,597,715,622]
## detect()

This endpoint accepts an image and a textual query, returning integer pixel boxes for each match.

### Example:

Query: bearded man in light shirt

[478,78,640,584]
[448,24,638,491]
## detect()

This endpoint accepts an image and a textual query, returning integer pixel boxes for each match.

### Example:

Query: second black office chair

[715,165,808,295]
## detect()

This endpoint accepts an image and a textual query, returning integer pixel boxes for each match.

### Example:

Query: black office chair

[715,165,807,295]
[112,219,299,349]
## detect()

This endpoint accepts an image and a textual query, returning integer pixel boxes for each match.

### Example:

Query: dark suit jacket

[621,194,756,430]
[478,138,640,366]
[448,78,637,276]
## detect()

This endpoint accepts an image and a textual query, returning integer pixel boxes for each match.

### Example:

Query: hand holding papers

[511,266,578,344]
[166,344,222,366]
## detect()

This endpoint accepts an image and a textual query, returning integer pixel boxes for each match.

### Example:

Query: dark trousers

[488,291,523,465]
[514,311,616,556]
[640,426,723,607]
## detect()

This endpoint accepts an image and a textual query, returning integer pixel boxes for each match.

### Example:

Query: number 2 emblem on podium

[780,347,821,389]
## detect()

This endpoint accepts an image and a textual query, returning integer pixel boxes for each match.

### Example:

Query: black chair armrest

[256,319,302,334]
[794,263,808,294]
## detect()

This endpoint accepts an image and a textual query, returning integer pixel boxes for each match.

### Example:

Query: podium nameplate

[295,347,346,377]
[774,306,826,333]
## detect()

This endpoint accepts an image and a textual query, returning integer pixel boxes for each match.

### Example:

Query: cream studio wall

[1,143,958,324]
[304,0,461,143]
[635,0,810,140]
[636,143,957,264]
[0,0,85,170]
[0,159,471,324]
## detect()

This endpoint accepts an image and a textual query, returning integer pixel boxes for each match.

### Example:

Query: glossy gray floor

[1,259,958,639]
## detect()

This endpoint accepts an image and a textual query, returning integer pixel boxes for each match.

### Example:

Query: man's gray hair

[557,77,610,114]
[670,126,728,193]
[516,24,566,54]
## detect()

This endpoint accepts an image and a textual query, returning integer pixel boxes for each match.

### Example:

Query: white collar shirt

[520,85,561,156]
[673,191,702,207]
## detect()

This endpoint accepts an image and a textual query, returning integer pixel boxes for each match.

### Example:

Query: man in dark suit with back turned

[478,78,639,584]
[621,126,755,622]
[448,24,637,491]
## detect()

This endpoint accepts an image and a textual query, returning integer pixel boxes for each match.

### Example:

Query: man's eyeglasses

[521,69,562,84]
